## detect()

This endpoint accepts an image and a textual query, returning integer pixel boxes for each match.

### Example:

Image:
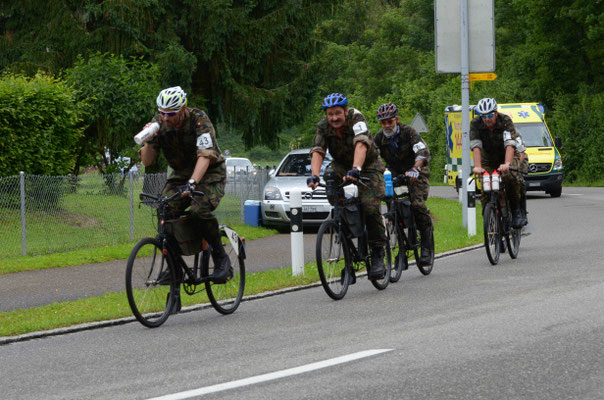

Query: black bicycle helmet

[376,102,399,121]
[321,93,348,110]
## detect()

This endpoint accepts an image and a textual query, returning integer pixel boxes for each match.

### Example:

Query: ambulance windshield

[515,123,553,147]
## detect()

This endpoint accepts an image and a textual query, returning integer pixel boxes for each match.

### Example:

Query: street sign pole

[460,0,470,228]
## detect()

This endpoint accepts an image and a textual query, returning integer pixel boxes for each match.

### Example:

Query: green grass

[0,224,278,275]
[0,197,484,337]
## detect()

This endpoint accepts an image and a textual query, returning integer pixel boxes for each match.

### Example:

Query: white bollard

[289,189,304,276]
[467,176,476,236]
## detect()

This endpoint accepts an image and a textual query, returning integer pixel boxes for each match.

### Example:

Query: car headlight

[553,155,563,171]
[264,186,282,200]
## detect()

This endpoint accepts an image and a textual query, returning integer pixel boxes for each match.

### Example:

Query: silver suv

[261,149,332,227]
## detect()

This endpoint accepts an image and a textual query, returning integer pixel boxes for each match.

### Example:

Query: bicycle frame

[140,191,211,290]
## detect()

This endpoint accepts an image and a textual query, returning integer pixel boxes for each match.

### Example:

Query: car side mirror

[555,137,562,148]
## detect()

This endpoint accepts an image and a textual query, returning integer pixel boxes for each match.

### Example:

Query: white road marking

[147,349,393,400]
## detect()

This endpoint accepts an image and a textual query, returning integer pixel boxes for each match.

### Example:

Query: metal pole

[19,171,26,255]
[129,171,134,241]
[460,0,470,228]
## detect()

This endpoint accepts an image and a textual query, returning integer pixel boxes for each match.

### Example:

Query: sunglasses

[159,110,179,116]
[480,112,495,119]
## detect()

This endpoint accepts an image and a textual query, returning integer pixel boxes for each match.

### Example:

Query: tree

[64,52,160,175]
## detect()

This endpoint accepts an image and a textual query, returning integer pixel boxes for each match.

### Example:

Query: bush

[0,73,84,176]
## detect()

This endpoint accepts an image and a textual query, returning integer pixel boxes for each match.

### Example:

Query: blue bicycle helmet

[321,93,348,110]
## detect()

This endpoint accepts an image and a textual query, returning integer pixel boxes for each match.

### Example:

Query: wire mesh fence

[0,169,269,257]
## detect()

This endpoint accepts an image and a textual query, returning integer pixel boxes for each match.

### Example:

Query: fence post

[19,171,27,255]
[129,171,135,241]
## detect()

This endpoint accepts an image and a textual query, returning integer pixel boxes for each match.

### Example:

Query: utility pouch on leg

[397,198,414,229]
[164,215,204,256]
[337,199,364,238]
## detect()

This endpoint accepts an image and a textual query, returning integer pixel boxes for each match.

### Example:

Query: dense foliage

[1,0,602,182]
[0,73,83,176]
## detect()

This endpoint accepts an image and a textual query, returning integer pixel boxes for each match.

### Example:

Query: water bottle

[491,170,500,191]
[134,122,160,145]
[384,169,394,197]
[482,171,491,192]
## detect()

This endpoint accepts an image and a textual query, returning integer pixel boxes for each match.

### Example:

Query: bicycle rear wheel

[204,231,245,315]
[317,219,351,300]
[417,229,434,276]
[371,236,391,290]
[386,217,405,283]
[506,226,521,259]
[126,237,176,328]
[483,202,501,265]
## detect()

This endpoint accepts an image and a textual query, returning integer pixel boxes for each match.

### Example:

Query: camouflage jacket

[310,108,384,172]
[374,122,430,176]
[148,107,226,183]
[470,113,520,168]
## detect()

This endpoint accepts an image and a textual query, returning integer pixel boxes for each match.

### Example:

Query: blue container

[244,200,262,226]
[384,169,394,197]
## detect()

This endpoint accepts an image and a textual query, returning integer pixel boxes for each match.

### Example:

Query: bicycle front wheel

[125,237,175,328]
[506,226,521,259]
[483,202,501,265]
[317,219,351,300]
[204,231,245,315]
[386,217,405,283]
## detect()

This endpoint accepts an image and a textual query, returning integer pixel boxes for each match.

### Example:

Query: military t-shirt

[310,108,384,172]
[374,123,430,176]
[470,113,520,168]
[148,107,226,183]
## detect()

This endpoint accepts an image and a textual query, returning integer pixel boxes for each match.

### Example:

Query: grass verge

[0,224,278,275]
[1,197,484,337]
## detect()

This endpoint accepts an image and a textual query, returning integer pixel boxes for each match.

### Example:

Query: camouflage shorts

[407,173,433,231]
[162,178,225,220]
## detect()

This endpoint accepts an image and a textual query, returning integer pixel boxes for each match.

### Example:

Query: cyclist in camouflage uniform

[515,135,529,225]
[307,93,387,280]
[470,97,527,228]
[373,102,434,266]
[139,86,231,283]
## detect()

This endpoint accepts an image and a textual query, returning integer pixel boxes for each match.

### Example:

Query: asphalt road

[1,187,603,399]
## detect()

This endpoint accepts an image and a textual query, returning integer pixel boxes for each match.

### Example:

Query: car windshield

[515,123,553,147]
[277,153,332,176]
[227,159,252,168]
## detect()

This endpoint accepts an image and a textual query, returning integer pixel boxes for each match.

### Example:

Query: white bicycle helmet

[475,97,498,115]
[156,86,187,112]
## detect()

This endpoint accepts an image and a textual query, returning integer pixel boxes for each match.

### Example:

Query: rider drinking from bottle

[138,86,232,283]
[307,93,387,280]
[470,97,527,228]
[373,102,434,266]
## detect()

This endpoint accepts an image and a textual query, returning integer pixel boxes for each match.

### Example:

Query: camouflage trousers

[162,178,226,221]
[328,163,386,248]
[407,172,433,232]
[480,156,524,207]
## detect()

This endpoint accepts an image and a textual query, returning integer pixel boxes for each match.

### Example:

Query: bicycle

[315,178,392,300]
[383,175,434,282]
[477,170,521,265]
[125,189,246,328]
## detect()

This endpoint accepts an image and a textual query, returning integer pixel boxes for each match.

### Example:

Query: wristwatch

[353,166,362,173]
[187,178,197,187]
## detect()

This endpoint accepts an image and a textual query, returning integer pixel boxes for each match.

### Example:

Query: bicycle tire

[386,217,405,283]
[204,231,245,315]
[316,219,351,300]
[417,229,434,275]
[126,237,176,328]
[483,202,501,265]
[371,232,392,290]
[506,226,521,259]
